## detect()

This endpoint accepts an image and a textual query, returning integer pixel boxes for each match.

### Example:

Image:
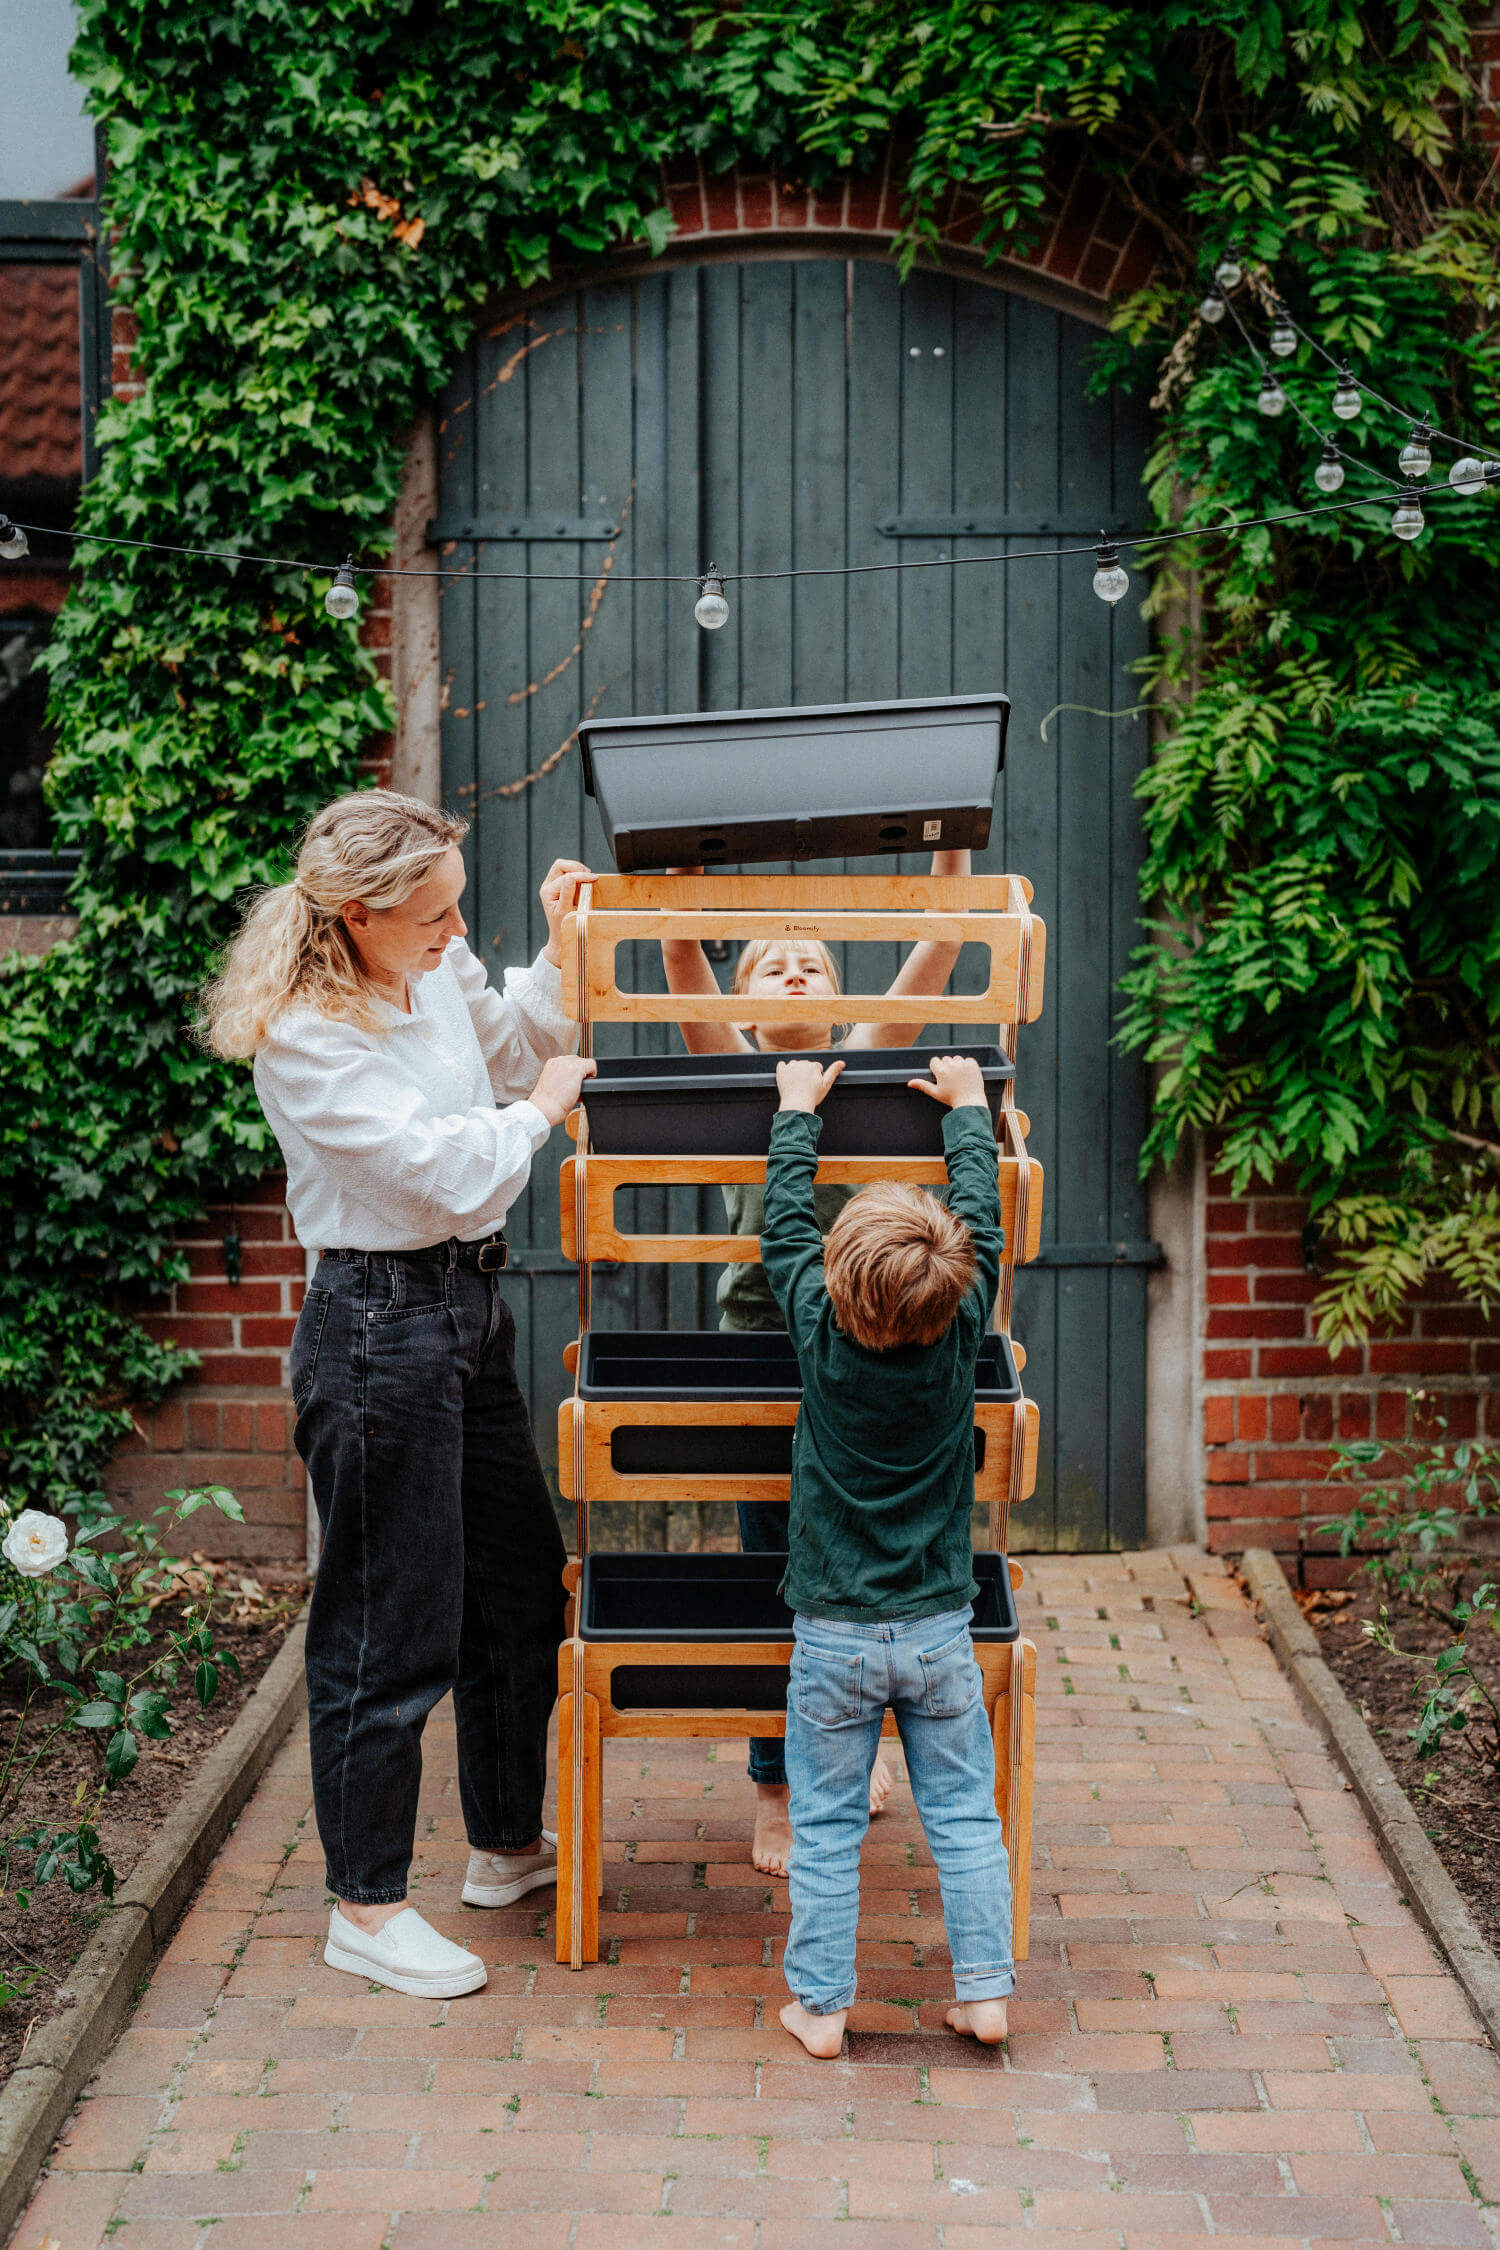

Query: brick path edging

[0,1619,307,2245]
[1241,1548,1500,2057]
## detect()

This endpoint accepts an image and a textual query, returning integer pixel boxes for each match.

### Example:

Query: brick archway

[651,153,1157,319]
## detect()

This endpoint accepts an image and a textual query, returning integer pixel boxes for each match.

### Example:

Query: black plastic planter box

[577,693,1009,873]
[579,1549,1019,1709]
[579,1043,1013,1157]
[578,1328,1022,1477]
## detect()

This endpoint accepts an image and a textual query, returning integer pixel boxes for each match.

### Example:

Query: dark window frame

[0,123,108,912]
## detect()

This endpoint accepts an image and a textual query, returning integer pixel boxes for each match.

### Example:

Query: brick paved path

[14,1549,1500,2250]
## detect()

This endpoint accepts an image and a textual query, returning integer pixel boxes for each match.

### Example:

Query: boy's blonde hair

[730,937,842,995]
[822,1184,977,1351]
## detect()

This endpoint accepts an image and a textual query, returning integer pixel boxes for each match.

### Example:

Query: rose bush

[0,1484,245,1904]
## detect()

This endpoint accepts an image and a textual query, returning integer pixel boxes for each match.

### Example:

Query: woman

[202,789,595,2000]
[661,849,970,1877]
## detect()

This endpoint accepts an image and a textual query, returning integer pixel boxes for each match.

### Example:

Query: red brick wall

[108,1177,308,1566]
[1201,1156,1500,1577]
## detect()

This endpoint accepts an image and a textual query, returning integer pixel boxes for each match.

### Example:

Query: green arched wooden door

[436,255,1152,1551]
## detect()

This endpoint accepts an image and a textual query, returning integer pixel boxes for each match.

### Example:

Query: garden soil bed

[1303,1577,1500,1955]
[0,1574,299,2087]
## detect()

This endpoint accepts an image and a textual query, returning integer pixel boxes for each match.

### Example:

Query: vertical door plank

[1001,295,1063,1551]
[1050,317,1113,1552]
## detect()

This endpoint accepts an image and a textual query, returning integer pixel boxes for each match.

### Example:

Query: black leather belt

[325,1234,509,1273]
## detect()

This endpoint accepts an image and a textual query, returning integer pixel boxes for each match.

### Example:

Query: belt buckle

[477,1238,508,1273]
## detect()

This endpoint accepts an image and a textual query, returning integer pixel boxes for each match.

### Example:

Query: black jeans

[738,1501,789,1787]
[291,1247,567,1903]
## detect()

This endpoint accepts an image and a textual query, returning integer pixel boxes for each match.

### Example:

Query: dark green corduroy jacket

[760,1104,1003,1624]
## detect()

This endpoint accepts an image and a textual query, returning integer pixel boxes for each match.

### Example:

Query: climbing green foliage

[1,0,1495,1518]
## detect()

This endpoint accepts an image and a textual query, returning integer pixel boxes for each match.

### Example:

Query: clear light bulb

[1391,486,1425,542]
[325,556,359,620]
[1199,284,1226,324]
[1213,245,1243,291]
[1268,304,1297,358]
[0,514,28,561]
[1331,365,1362,421]
[1398,422,1432,479]
[694,568,729,630]
[1313,441,1345,494]
[1449,456,1487,497]
[1257,372,1287,418]
[1092,541,1129,604]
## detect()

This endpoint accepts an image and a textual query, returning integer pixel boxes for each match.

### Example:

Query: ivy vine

[2,0,1496,1520]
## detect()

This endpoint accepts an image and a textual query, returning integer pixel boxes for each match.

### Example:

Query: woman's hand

[776,1058,844,1113]
[539,859,595,968]
[528,1054,598,1129]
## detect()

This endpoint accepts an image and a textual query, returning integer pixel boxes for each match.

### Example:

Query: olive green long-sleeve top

[760,1105,1003,1623]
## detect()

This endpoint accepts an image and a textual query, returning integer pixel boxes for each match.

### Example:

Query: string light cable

[1215,291,1403,501]
[1203,257,1500,484]
[1,460,1495,625]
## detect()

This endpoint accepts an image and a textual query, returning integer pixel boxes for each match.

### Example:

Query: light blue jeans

[783,1607,1015,2015]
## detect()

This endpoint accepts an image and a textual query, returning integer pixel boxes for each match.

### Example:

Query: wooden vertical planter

[554,872,1046,1969]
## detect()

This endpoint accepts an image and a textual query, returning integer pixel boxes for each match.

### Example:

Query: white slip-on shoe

[324,1905,486,1997]
[462,1829,559,1909]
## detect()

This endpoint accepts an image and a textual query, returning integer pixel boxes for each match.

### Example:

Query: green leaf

[104,1728,138,1784]
[73,1701,123,1728]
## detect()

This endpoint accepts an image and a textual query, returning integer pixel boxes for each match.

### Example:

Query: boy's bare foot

[780,1999,846,2057]
[946,1999,1008,2045]
[869,1754,894,1817]
[752,1784,793,1878]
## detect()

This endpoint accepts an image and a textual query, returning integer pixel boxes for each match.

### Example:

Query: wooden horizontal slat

[562,1634,1033,1738]
[563,906,1046,1027]
[558,1395,1039,1510]
[559,1148,1044,1265]
[579,874,1034,909]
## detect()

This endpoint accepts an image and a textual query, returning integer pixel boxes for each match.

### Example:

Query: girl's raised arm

[660,866,752,1056]
[845,847,972,1052]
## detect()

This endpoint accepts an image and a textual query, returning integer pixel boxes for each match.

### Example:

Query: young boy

[761,1051,1014,2057]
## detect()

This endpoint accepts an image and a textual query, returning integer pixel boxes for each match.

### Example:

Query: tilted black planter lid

[577,692,1009,873]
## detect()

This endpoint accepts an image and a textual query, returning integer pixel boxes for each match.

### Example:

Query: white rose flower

[3,1511,69,1578]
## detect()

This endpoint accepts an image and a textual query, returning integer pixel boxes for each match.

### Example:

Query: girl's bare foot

[752,1783,793,1877]
[780,1999,846,2057]
[868,1754,895,1818]
[946,1999,1008,2045]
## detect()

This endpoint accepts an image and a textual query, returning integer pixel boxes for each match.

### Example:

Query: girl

[661,850,972,1876]
[202,789,595,1999]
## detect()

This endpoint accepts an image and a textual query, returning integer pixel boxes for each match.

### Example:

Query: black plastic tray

[579,1550,1019,1709]
[579,1328,1021,1401]
[579,1328,1020,1476]
[577,693,1008,872]
[579,1043,1013,1156]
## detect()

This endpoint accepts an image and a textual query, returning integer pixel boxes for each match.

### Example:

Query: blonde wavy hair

[198,790,468,1058]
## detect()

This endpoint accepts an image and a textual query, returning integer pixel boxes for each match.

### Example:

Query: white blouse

[254,937,577,1252]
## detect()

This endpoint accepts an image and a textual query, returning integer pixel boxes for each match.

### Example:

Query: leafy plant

[1324,1418,1500,1628]
[1323,1406,1500,1772]
[0,1487,245,1905]
[0,0,1495,1500]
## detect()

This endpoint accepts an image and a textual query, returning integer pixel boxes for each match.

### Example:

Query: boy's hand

[776,1057,844,1113]
[909,1055,989,1111]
